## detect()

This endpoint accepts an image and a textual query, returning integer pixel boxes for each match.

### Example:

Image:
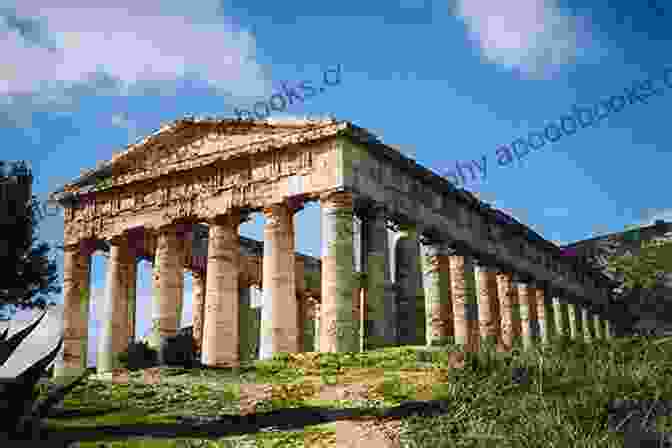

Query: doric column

[239,283,254,363]
[515,275,538,350]
[450,248,478,351]
[149,245,161,350]
[296,258,310,353]
[362,204,393,349]
[201,213,242,368]
[567,301,582,341]
[259,202,299,358]
[496,270,518,349]
[313,300,321,351]
[419,238,453,347]
[395,223,424,346]
[474,259,500,347]
[534,283,553,345]
[593,312,603,340]
[319,191,358,353]
[552,296,570,340]
[154,224,185,364]
[55,241,92,381]
[125,252,137,344]
[303,296,318,352]
[98,235,129,374]
[191,269,206,356]
[581,306,593,343]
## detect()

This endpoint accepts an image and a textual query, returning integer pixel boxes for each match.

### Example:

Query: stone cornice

[49,117,610,290]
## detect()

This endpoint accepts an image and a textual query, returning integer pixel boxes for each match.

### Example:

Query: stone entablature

[49,117,616,378]
[51,118,609,298]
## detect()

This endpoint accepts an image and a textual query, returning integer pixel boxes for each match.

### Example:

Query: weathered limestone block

[98,236,129,374]
[191,270,206,355]
[202,213,241,368]
[362,205,391,349]
[496,270,518,349]
[56,242,91,381]
[320,191,358,353]
[534,285,553,345]
[420,240,453,347]
[155,225,185,363]
[259,203,299,358]
[552,296,570,340]
[515,277,538,351]
[450,251,478,351]
[475,260,499,347]
[395,223,424,346]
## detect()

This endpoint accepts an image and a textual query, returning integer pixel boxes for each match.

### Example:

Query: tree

[604,232,672,335]
[606,237,672,291]
[0,161,61,320]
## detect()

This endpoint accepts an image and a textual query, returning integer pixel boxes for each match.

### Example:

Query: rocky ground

[34,338,672,447]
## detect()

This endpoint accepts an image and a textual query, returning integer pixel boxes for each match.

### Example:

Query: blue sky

[2,0,671,367]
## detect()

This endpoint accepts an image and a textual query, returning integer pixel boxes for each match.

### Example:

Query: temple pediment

[56,117,347,197]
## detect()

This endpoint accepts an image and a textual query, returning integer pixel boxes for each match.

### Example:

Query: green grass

[42,335,672,447]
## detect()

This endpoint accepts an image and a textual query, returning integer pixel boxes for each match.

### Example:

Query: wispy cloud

[0,1,267,125]
[453,0,600,78]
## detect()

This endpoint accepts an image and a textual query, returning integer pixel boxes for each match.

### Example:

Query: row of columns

[405,236,613,352]
[56,190,614,381]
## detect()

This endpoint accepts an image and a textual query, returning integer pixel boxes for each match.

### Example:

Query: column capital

[206,210,243,227]
[319,190,353,208]
[63,238,98,257]
[106,233,127,246]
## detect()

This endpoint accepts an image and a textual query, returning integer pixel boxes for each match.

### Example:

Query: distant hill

[562,220,672,336]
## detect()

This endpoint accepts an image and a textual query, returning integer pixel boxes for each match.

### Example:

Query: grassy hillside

[41,336,672,447]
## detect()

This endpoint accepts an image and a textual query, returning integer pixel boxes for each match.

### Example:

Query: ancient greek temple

[49,118,617,380]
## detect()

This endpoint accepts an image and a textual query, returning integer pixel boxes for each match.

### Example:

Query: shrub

[118,340,158,370]
[0,310,89,440]
[159,332,196,368]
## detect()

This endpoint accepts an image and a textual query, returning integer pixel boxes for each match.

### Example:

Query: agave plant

[0,309,89,440]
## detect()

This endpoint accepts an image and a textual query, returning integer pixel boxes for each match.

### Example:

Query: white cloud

[453,0,599,78]
[0,1,268,120]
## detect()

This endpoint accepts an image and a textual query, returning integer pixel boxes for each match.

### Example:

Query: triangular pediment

[58,117,345,195]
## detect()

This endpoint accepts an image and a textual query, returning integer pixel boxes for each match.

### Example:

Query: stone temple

[49,117,618,380]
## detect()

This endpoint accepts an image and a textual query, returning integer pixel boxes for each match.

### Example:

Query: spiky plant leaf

[0,309,88,440]
[0,310,48,365]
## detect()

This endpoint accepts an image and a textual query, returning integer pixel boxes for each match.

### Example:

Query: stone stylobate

[49,117,617,379]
